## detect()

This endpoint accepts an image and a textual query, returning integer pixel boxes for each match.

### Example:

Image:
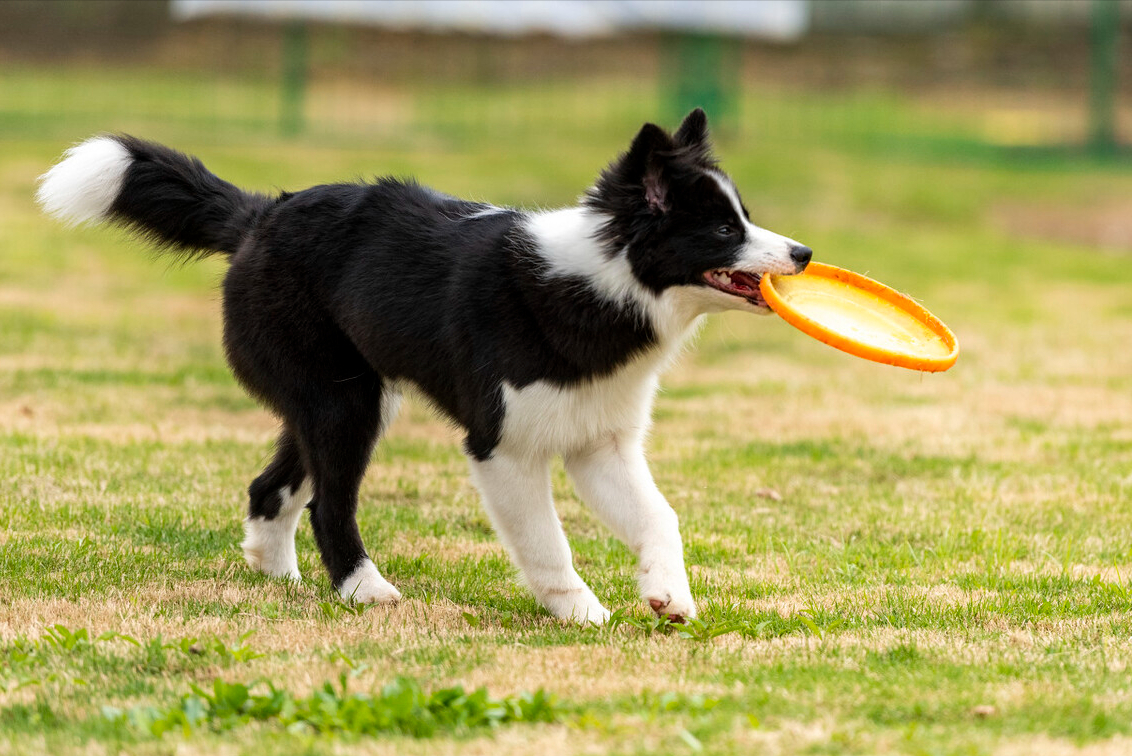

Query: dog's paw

[639,565,696,623]
[338,559,401,604]
[541,587,611,625]
[647,594,696,624]
[242,517,301,581]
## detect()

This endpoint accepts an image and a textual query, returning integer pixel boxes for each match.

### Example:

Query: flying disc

[758,262,958,372]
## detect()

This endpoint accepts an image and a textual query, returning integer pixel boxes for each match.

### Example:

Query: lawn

[2,72,1132,756]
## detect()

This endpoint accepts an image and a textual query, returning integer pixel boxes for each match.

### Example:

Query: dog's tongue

[729,270,767,307]
[729,270,761,293]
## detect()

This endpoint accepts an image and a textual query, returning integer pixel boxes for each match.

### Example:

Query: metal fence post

[1089,0,1120,154]
[280,20,308,137]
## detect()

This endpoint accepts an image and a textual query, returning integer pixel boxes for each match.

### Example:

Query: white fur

[526,206,719,336]
[468,452,609,624]
[380,384,403,433]
[564,435,695,619]
[241,478,313,581]
[511,204,758,461]
[709,170,803,277]
[36,137,132,226]
[334,384,402,603]
[462,207,724,623]
[494,285,707,461]
[525,204,781,333]
[525,207,657,317]
[463,205,506,219]
[338,558,401,603]
[491,205,723,622]
[497,355,660,461]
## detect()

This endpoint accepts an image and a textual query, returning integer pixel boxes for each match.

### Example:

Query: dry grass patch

[385,535,504,562]
[708,717,838,756]
[462,642,728,700]
[0,411,276,444]
[319,725,602,756]
[995,200,1132,255]
[995,736,1132,756]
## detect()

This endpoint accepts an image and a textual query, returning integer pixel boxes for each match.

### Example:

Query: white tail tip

[36,137,131,226]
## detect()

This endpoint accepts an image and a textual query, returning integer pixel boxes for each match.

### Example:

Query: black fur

[110,136,273,259]
[247,430,305,520]
[584,110,758,295]
[92,110,766,591]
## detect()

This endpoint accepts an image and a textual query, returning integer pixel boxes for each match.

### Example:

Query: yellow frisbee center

[772,274,953,359]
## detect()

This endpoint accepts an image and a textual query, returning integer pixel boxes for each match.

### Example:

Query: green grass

[3,67,1132,756]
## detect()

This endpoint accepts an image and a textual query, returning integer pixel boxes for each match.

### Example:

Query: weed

[318,599,374,620]
[103,675,561,739]
[606,607,677,636]
[40,625,91,653]
[210,631,263,665]
[673,616,746,643]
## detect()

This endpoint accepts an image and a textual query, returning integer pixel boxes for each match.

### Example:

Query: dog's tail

[36,135,272,258]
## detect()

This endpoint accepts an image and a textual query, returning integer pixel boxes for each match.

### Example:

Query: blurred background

[1,0,1129,157]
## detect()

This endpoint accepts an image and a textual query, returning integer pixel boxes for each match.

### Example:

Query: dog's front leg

[564,435,696,622]
[468,452,610,624]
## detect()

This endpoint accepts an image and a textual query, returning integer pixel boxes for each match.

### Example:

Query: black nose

[790,244,812,271]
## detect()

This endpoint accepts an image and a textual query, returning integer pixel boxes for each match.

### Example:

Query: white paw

[639,565,696,622]
[241,482,311,582]
[242,516,302,581]
[540,587,611,625]
[338,559,401,604]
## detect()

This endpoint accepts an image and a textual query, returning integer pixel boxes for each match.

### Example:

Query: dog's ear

[674,108,709,149]
[586,121,677,221]
[674,108,716,167]
[625,123,674,214]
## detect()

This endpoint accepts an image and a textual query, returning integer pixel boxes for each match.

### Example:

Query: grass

[3,67,1132,756]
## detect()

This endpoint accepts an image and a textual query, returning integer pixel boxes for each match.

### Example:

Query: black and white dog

[38,110,810,624]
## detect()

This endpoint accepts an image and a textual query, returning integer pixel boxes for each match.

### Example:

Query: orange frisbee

[758,262,958,372]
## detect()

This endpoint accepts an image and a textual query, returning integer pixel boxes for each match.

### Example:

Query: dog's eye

[715,225,736,238]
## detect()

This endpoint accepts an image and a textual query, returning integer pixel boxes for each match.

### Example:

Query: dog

[37,109,810,624]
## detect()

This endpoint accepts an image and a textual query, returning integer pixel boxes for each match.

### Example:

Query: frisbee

[758,262,958,372]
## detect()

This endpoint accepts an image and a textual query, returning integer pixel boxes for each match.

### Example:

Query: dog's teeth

[716,272,731,285]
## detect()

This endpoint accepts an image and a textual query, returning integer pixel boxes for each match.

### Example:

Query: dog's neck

[524,206,708,346]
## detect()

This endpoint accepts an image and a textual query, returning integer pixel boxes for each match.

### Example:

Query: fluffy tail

[37,135,271,257]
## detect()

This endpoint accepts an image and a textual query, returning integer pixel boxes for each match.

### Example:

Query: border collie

[37,109,810,624]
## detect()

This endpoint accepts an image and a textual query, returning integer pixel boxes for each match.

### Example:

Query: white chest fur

[499,206,712,459]
[496,322,699,459]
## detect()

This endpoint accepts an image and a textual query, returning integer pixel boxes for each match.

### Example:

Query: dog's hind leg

[242,430,310,581]
[564,433,696,622]
[222,255,400,601]
[293,379,401,604]
[469,452,610,624]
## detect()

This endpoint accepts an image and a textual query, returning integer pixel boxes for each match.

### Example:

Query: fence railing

[1,11,1125,160]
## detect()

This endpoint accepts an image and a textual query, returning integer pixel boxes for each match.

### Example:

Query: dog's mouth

[703,269,767,308]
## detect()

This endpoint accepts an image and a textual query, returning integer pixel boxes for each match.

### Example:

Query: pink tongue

[729,271,760,291]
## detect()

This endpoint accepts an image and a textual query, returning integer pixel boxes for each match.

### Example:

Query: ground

[2,77,1132,755]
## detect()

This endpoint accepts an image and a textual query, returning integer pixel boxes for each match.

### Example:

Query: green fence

[0,1,1126,161]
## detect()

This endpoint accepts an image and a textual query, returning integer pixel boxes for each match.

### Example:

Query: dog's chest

[498,360,662,456]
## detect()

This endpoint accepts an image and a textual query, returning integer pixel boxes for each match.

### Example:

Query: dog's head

[586,109,810,313]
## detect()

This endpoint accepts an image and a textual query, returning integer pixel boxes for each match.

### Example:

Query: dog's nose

[790,244,812,271]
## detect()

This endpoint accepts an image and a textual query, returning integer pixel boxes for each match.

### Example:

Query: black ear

[585,121,678,221]
[674,108,709,148]
[625,123,674,213]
